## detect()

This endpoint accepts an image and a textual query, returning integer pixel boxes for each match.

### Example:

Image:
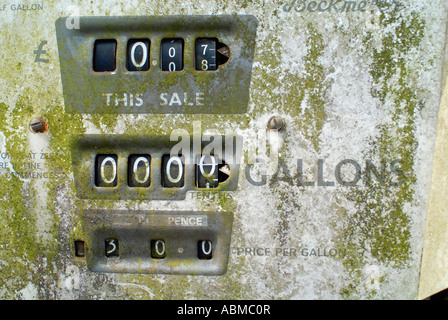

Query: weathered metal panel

[0,0,447,300]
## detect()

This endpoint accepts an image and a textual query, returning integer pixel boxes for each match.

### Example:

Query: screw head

[267,116,285,131]
[29,118,48,133]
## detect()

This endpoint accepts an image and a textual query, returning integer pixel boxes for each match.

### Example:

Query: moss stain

[337,8,426,299]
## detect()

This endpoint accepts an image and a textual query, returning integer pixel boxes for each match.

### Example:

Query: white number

[130,42,147,68]
[100,156,117,184]
[133,156,150,184]
[201,59,208,71]
[166,156,183,183]
[201,44,208,55]
[201,241,212,255]
[168,47,176,58]
[154,240,166,256]
[106,239,117,255]
[169,61,176,72]
[199,155,216,178]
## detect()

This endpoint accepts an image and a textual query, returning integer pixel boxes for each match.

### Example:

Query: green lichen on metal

[0,96,72,298]
[42,102,87,261]
[253,22,330,151]
[256,23,331,246]
[268,159,299,245]
[0,92,87,298]
[292,23,331,152]
[337,7,426,298]
[0,104,34,298]
[0,0,442,300]
[0,174,37,298]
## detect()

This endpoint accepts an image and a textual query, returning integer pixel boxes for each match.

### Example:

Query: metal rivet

[29,118,48,133]
[267,116,285,131]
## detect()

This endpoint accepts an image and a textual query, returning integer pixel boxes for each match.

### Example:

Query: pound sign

[33,41,49,63]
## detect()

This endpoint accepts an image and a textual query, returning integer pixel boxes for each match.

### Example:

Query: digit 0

[127,39,150,71]
[199,155,216,177]
[161,38,183,72]
[168,47,176,58]
[130,41,148,68]
[132,156,150,184]
[166,156,183,183]
[198,240,213,260]
[202,240,212,255]
[100,156,117,185]
[155,240,165,256]
[128,155,151,188]
[151,239,166,259]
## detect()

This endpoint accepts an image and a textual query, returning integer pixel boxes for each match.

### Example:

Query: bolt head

[29,118,48,133]
[267,116,284,131]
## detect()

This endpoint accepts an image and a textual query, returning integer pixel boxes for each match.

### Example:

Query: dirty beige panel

[0,0,447,300]
[418,24,448,300]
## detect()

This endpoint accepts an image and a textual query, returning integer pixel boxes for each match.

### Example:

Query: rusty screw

[267,116,285,131]
[29,118,48,133]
